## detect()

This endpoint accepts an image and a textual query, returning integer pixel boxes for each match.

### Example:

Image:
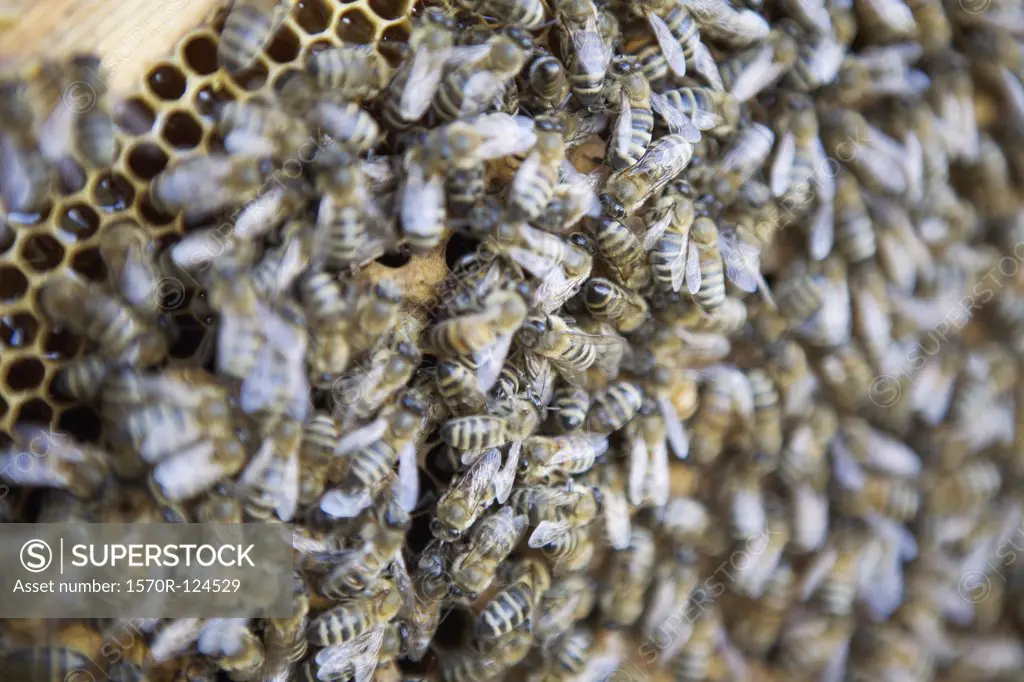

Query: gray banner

[0,523,294,617]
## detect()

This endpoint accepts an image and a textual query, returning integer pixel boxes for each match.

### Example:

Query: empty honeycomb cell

[194,85,235,119]
[57,406,102,444]
[139,193,177,226]
[147,63,189,101]
[294,0,333,34]
[93,171,136,211]
[0,223,13,254]
[6,358,46,392]
[21,234,65,272]
[0,267,29,303]
[445,233,479,269]
[115,97,157,136]
[182,34,220,75]
[228,59,270,91]
[377,250,412,268]
[15,398,53,429]
[126,141,169,181]
[162,111,205,149]
[370,0,409,20]
[0,313,39,348]
[42,329,80,361]
[267,25,303,64]
[57,204,100,243]
[336,8,378,43]
[69,247,108,282]
[57,161,89,196]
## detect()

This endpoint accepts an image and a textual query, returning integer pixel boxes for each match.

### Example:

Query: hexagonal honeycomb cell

[0,0,417,441]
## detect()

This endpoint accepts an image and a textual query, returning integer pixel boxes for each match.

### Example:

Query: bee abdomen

[836,213,876,263]
[345,441,398,490]
[218,5,276,74]
[441,415,508,450]
[476,584,534,639]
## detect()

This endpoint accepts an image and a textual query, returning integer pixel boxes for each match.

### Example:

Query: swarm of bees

[6,0,1024,679]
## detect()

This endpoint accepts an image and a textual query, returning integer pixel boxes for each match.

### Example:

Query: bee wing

[528,520,575,548]
[693,40,725,91]
[401,162,445,242]
[718,231,758,293]
[770,130,796,197]
[685,239,702,295]
[727,46,776,103]
[493,440,520,504]
[244,435,300,522]
[461,71,503,117]
[335,418,389,456]
[628,430,649,506]
[512,150,543,204]
[319,489,374,518]
[643,209,674,251]
[613,90,634,161]
[647,11,687,78]
[573,14,611,76]
[454,448,502,506]
[656,395,689,460]
[548,432,609,465]
[830,436,866,490]
[798,546,838,600]
[863,429,921,477]
[902,130,923,203]
[807,198,835,261]
[149,618,204,663]
[650,92,702,143]
[445,44,494,69]
[397,442,420,513]
[792,483,829,552]
[603,486,632,550]
[475,332,514,394]
[731,484,765,538]
[535,262,590,314]
[315,625,385,681]
[402,46,447,120]
[648,435,670,507]
[820,635,851,682]
[474,114,537,159]
[152,441,224,501]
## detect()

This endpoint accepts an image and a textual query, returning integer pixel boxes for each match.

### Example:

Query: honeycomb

[0,0,442,446]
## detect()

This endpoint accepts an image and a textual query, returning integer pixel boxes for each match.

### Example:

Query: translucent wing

[656,395,689,459]
[512,150,543,205]
[461,71,502,117]
[445,44,493,69]
[799,546,838,600]
[320,489,374,518]
[547,432,610,465]
[650,92,702,143]
[335,418,389,456]
[453,448,502,507]
[693,40,725,91]
[628,432,649,506]
[613,90,633,161]
[648,434,670,507]
[315,626,385,681]
[397,442,420,513]
[685,239,702,295]
[529,520,574,548]
[718,231,760,293]
[770,130,796,197]
[727,46,775,103]
[690,106,725,130]
[401,162,445,242]
[603,487,632,549]
[643,209,674,250]
[647,11,687,78]
[475,332,514,393]
[152,441,224,501]
[402,46,447,120]
[573,14,611,76]
[830,436,866,490]
[474,114,537,159]
[810,136,835,203]
[493,440,520,504]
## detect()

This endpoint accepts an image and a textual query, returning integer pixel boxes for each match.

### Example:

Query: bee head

[518,315,550,347]
[584,278,615,305]
[599,193,627,220]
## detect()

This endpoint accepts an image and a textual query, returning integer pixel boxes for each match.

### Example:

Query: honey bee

[711,123,775,201]
[432,448,505,541]
[517,313,626,387]
[588,217,651,290]
[730,562,794,657]
[52,355,111,402]
[601,527,656,627]
[439,628,534,682]
[779,0,832,33]
[629,0,723,88]
[317,154,396,270]
[854,0,916,42]
[457,0,547,28]
[786,30,846,92]
[0,77,53,214]
[307,44,391,101]
[833,171,876,264]
[556,0,611,107]
[310,100,381,154]
[391,549,449,662]
[475,558,552,640]
[508,118,566,222]
[450,506,528,598]
[521,432,608,483]
[834,43,930,108]
[528,520,596,576]
[333,341,423,423]
[925,458,1001,516]
[99,219,165,319]
[535,574,597,642]
[218,0,287,75]
[149,154,269,220]
[684,0,772,47]
[587,380,643,433]
[691,366,752,464]
[583,277,649,332]
[602,134,696,217]
[319,497,411,599]
[307,581,403,647]
[675,605,743,682]
[0,427,110,499]
[523,51,571,113]
[509,481,602,530]
[67,56,116,169]
[684,216,727,310]
[820,107,910,197]
[39,275,167,367]
[548,386,592,432]
[719,27,798,103]
[536,627,594,680]
[436,358,489,416]
[605,60,655,171]
[237,416,302,522]
[216,99,306,159]
[434,35,529,122]
[747,368,782,467]
[441,398,538,454]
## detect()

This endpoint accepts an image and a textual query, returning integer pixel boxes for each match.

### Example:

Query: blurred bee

[536,628,594,680]
[398,548,451,662]
[319,496,411,598]
[335,341,423,423]
[197,619,265,679]
[475,558,552,640]
[149,154,268,219]
[457,0,546,28]
[731,562,794,655]
[434,35,529,121]
[52,355,111,402]
[834,44,930,108]
[925,458,1001,516]
[779,405,837,488]
[711,123,775,201]
[316,154,395,270]
[786,30,846,92]
[718,27,798,103]
[583,277,649,332]
[308,44,391,101]
[517,313,626,387]
[218,0,287,74]
[297,272,351,388]
[602,134,696,217]
[436,357,489,416]
[310,100,381,154]
[628,0,723,89]
[833,171,876,264]
[748,368,782,467]
[509,117,566,222]
[587,380,643,433]
[307,581,403,647]
[98,220,162,319]
[556,0,612,107]
[523,50,571,113]
[528,519,596,575]
[236,416,302,522]
[450,506,528,598]
[625,400,672,508]
[216,99,306,159]
[39,275,167,367]
[66,56,116,169]
[691,366,752,464]
[854,0,916,42]
[535,574,597,642]
[520,432,608,482]
[0,77,53,214]
[426,290,528,368]
[548,386,592,432]
[432,449,509,541]
[439,628,534,682]
[683,0,771,47]
[821,107,909,197]
[779,0,832,33]
[0,427,110,499]
[601,527,656,627]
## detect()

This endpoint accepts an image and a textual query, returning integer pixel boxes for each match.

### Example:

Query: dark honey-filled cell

[127,142,169,181]
[147,63,189,101]
[376,250,412,268]
[0,313,39,348]
[70,248,108,282]
[294,0,333,34]
[15,398,53,429]
[57,204,100,243]
[370,0,409,20]
[42,328,81,360]
[162,111,205,149]
[267,25,303,64]
[183,34,220,75]
[336,9,378,43]
[0,267,29,303]
[93,172,136,212]
[58,406,102,444]
[194,84,235,119]
[21,234,65,272]
[0,222,14,254]
[115,97,157,135]
[6,358,46,392]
